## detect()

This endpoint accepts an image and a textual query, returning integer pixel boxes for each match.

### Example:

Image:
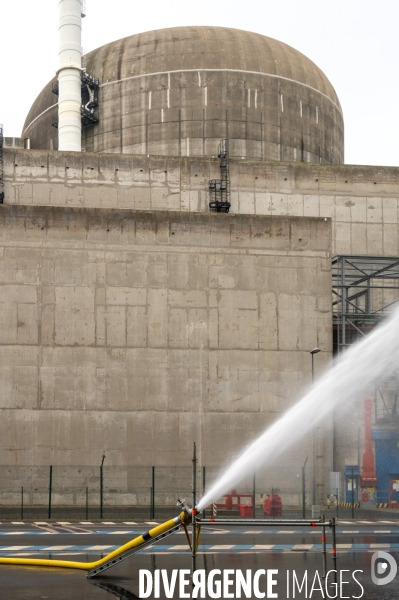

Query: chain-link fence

[0,464,306,521]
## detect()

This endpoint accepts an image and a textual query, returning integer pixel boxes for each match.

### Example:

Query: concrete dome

[23,26,344,163]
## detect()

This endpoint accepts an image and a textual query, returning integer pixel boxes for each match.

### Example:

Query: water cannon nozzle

[176,498,192,521]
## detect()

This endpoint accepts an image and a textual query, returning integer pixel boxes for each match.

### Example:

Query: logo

[371,551,397,586]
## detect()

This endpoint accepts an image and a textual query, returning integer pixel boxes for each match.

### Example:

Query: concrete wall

[0,205,332,473]
[4,138,24,149]
[22,27,344,164]
[4,146,394,498]
[5,149,399,256]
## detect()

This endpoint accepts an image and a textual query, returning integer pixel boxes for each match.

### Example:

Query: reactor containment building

[1,7,399,505]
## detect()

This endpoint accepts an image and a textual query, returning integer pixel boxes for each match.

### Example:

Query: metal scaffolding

[333,255,399,352]
[333,255,399,424]
[52,71,99,128]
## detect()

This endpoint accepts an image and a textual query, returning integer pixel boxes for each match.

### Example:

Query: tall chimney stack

[58,0,82,151]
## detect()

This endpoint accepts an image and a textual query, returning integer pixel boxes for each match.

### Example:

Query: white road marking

[53,552,86,556]
[342,531,359,534]
[242,531,263,534]
[357,521,373,524]
[277,531,295,534]
[377,521,397,524]
[374,530,392,533]
[43,546,73,551]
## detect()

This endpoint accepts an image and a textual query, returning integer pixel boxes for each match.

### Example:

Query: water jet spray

[196,306,399,513]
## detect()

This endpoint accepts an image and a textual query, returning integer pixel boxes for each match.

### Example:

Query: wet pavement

[1,505,398,523]
[2,551,399,599]
[0,521,398,599]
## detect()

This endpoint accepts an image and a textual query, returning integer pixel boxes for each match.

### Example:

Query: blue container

[372,429,399,504]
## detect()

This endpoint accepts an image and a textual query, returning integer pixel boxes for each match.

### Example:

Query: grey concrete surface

[22,27,344,164]
[5,149,399,256]
[3,137,24,149]
[0,204,332,481]
[0,523,398,599]
[0,518,398,544]
[3,145,399,501]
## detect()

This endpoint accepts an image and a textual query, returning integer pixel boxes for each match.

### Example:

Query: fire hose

[0,502,192,575]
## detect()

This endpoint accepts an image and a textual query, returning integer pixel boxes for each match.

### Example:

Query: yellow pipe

[0,515,182,571]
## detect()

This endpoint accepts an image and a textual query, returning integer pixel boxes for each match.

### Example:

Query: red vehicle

[214,489,254,517]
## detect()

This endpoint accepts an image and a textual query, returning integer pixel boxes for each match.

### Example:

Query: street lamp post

[310,348,320,506]
[311,347,320,383]
[302,456,308,518]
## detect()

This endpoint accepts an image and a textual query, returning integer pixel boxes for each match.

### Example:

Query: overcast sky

[1,0,398,166]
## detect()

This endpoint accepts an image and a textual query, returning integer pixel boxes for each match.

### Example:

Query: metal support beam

[333,255,399,354]
[192,442,197,577]
[201,519,328,526]
[333,255,399,424]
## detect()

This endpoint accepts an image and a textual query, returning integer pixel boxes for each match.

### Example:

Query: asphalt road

[0,519,398,599]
